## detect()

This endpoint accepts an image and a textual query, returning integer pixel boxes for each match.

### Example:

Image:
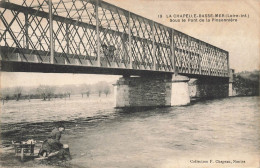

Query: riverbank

[233,71,259,96]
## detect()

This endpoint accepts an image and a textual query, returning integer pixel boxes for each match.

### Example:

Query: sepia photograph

[0,0,259,167]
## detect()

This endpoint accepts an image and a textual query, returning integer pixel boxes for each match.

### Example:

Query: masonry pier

[228,69,235,96]
[114,74,231,108]
[114,75,190,108]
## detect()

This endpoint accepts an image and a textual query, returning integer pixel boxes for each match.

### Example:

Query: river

[0,95,259,168]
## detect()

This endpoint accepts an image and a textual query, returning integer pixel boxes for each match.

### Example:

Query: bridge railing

[0,0,229,77]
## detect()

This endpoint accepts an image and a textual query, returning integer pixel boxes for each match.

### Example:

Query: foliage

[233,71,259,96]
[36,85,56,101]
[13,87,23,101]
[1,81,113,101]
[95,81,111,97]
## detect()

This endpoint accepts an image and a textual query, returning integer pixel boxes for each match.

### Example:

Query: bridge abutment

[114,75,190,108]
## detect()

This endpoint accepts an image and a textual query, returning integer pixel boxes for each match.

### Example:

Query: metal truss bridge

[0,0,229,78]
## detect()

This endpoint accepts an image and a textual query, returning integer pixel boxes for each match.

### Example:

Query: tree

[63,85,74,99]
[24,87,36,102]
[36,85,56,101]
[95,81,111,97]
[103,84,111,97]
[80,84,91,98]
[14,87,23,101]
[81,92,84,98]
[95,82,104,97]
[86,90,90,97]
[85,86,91,97]
[98,89,102,97]
[1,88,11,104]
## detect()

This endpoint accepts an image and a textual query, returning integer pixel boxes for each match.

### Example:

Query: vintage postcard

[0,0,259,167]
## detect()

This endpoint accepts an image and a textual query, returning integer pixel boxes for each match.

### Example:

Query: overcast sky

[1,0,259,88]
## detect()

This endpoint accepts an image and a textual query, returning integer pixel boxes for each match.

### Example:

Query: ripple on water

[0,96,259,168]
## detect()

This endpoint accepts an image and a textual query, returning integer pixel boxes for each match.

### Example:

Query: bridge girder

[0,0,229,77]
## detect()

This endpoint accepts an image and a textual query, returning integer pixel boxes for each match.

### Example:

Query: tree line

[1,81,112,102]
[233,70,259,96]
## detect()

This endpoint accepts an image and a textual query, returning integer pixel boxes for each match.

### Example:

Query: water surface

[1,96,259,168]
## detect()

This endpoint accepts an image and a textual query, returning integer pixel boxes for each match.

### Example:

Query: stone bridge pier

[114,74,231,108]
[114,74,191,108]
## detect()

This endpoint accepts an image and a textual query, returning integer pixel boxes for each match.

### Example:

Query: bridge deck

[0,0,229,78]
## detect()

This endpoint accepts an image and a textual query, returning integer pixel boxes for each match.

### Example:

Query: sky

[1,0,259,88]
